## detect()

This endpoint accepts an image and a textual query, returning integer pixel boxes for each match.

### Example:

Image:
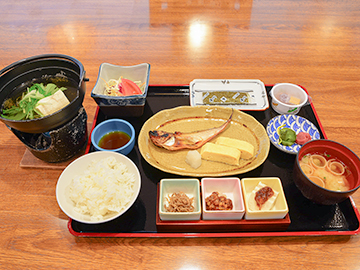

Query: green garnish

[1,83,66,120]
[277,124,296,146]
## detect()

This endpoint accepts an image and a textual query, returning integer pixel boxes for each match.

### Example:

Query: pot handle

[0,54,85,86]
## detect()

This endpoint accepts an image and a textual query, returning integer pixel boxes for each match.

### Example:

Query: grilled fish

[149,110,233,150]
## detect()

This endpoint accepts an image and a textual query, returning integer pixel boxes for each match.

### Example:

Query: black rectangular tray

[68,85,360,237]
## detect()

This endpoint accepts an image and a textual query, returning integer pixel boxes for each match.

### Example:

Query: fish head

[149,130,175,148]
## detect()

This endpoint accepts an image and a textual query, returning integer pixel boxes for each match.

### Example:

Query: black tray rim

[68,84,360,238]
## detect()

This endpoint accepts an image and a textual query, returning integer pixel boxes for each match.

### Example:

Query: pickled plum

[296,132,311,145]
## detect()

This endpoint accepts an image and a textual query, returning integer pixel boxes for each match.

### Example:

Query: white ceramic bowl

[269,83,308,114]
[241,177,288,220]
[56,151,141,224]
[159,178,201,221]
[201,177,245,220]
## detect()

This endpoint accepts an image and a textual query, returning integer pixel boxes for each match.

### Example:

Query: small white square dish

[241,177,288,220]
[201,177,245,220]
[159,178,201,221]
[91,62,150,117]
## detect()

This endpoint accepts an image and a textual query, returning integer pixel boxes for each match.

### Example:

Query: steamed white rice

[68,156,136,221]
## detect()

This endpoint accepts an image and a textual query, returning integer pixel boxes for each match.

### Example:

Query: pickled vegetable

[277,125,296,146]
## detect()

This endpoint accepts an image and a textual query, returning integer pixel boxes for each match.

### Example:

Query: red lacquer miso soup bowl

[293,139,360,205]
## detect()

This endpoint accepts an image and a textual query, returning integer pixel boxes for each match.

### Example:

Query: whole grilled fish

[149,110,233,150]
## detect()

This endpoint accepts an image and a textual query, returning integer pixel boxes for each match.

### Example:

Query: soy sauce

[98,131,130,150]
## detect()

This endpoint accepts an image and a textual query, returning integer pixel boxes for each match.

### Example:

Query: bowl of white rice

[56,151,141,224]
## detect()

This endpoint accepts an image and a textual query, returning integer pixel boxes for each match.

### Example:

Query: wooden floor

[1,0,360,269]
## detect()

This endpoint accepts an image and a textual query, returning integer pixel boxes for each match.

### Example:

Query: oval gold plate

[138,106,270,177]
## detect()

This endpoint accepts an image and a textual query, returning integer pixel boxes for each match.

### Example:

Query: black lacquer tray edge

[68,84,360,238]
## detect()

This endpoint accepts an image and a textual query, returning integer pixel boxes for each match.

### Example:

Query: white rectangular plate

[190,79,269,111]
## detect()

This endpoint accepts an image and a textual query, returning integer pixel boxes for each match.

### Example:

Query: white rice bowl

[56,151,141,224]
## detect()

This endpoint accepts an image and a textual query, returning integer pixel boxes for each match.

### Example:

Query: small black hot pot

[0,54,88,163]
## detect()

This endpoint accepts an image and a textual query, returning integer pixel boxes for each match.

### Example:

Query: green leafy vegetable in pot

[1,83,69,120]
[277,125,296,146]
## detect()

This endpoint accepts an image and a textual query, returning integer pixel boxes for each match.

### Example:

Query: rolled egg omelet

[201,142,241,166]
[215,137,255,160]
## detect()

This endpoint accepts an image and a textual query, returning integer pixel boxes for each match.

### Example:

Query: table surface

[1,0,360,269]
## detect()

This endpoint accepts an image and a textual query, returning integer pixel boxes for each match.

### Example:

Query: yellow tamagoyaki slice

[215,137,255,160]
[200,142,241,166]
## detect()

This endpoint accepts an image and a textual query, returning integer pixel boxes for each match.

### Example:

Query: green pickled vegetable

[1,83,66,120]
[278,125,296,146]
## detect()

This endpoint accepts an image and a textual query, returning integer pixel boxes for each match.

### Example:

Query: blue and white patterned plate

[266,114,320,154]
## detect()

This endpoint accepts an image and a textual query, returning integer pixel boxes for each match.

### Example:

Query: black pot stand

[9,107,88,163]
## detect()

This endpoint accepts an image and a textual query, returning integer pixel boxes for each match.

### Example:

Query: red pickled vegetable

[118,78,142,96]
[103,77,143,97]
[296,132,311,145]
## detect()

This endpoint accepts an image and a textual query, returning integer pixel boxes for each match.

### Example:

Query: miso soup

[299,152,352,191]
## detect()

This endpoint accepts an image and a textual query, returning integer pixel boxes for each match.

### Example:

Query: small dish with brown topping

[241,177,288,220]
[159,178,201,221]
[201,177,245,220]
